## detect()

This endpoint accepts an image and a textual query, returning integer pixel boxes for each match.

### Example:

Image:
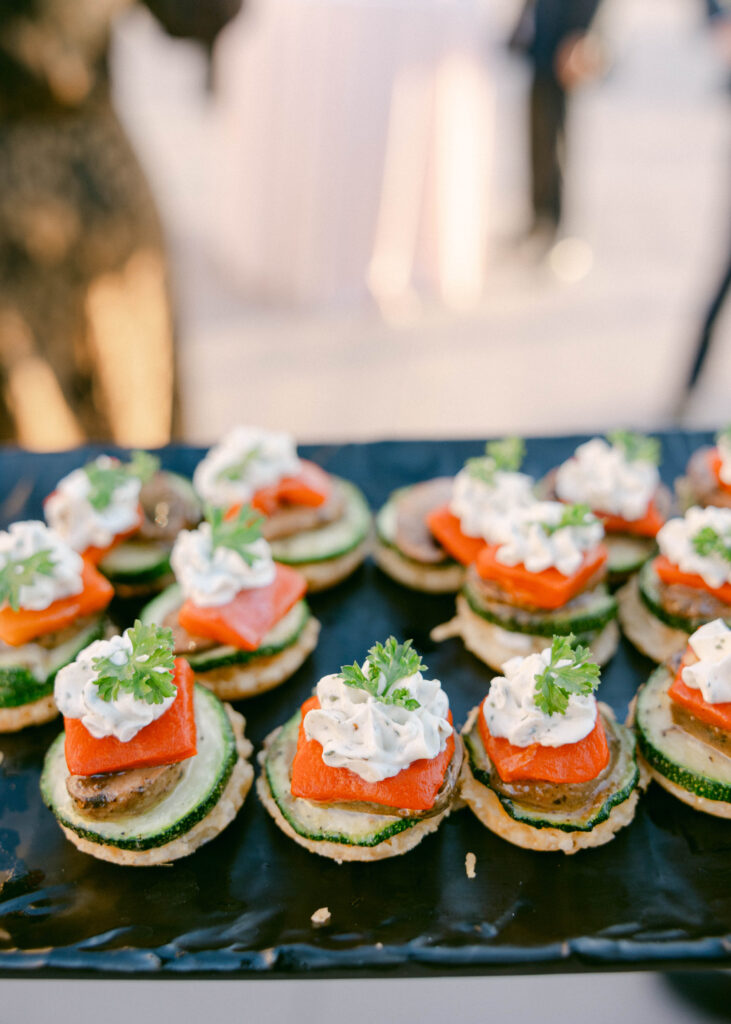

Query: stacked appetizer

[0,522,113,731]
[633,619,731,818]
[541,432,670,582]
[193,427,371,591]
[461,635,642,852]
[258,637,462,861]
[433,501,619,671]
[45,451,201,597]
[141,504,319,700]
[618,506,731,663]
[375,438,534,593]
[676,427,731,511]
[41,621,254,865]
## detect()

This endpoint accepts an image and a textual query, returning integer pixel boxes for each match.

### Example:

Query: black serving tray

[0,432,729,978]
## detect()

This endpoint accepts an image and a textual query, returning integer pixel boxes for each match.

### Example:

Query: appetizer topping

[55,621,177,743]
[491,501,604,577]
[681,619,731,705]
[303,637,452,783]
[483,636,600,747]
[193,426,301,508]
[171,504,275,607]
[0,521,83,611]
[554,434,660,522]
[449,437,534,540]
[717,426,731,486]
[45,452,154,551]
[657,506,731,591]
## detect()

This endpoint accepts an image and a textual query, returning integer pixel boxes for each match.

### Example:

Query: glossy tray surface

[0,432,728,976]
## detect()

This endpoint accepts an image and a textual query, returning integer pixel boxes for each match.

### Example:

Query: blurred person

[0,0,240,450]
[509,0,605,251]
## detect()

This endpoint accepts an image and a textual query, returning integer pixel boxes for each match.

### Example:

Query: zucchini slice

[638,561,731,633]
[463,708,639,832]
[605,534,656,579]
[98,540,173,585]
[0,616,107,709]
[140,585,313,672]
[41,685,237,850]
[462,578,617,638]
[269,479,371,565]
[264,710,426,846]
[635,665,731,803]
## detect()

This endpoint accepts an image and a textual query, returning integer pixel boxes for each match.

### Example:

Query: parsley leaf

[607,430,660,465]
[339,637,425,710]
[206,503,265,566]
[217,446,262,483]
[533,634,600,716]
[92,620,177,705]
[84,451,160,510]
[542,503,597,535]
[466,436,525,485]
[692,526,731,563]
[0,549,57,611]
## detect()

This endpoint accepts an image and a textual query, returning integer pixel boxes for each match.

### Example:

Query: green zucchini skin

[638,562,731,633]
[0,617,107,709]
[41,685,237,851]
[140,585,312,672]
[269,479,371,565]
[463,712,639,833]
[635,665,731,803]
[264,711,425,847]
[605,534,656,580]
[462,579,617,638]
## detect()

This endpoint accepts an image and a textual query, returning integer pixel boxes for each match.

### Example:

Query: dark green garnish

[692,526,731,564]
[466,436,526,485]
[84,451,160,511]
[0,549,57,612]
[607,430,660,466]
[340,637,426,710]
[92,620,176,705]
[206,503,265,567]
[542,503,597,535]
[216,446,262,483]
[533,634,600,716]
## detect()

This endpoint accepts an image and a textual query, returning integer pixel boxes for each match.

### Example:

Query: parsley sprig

[542,503,597,535]
[0,549,57,611]
[607,430,660,466]
[217,446,262,483]
[84,451,160,511]
[533,634,601,716]
[206,503,265,567]
[92,620,176,705]
[466,437,526,486]
[339,637,426,711]
[692,526,731,564]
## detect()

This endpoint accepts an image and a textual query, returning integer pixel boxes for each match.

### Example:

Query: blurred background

[0,0,729,451]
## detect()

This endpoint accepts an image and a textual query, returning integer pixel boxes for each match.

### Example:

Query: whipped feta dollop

[171,522,275,607]
[555,437,659,521]
[0,521,84,611]
[483,647,598,747]
[449,467,535,540]
[681,619,731,704]
[717,433,731,486]
[193,426,301,508]
[657,506,731,591]
[55,634,176,742]
[491,501,604,577]
[45,455,142,552]
[303,666,452,783]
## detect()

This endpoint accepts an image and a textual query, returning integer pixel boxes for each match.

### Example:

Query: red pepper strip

[290,696,455,811]
[475,543,608,611]
[425,505,487,565]
[653,555,731,605]
[64,658,197,776]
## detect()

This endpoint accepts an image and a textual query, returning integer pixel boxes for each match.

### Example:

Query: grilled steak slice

[394,477,454,564]
[66,761,185,818]
[161,607,217,655]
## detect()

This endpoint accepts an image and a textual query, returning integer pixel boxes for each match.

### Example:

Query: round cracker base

[616,575,688,663]
[58,704,254,866]
[256,728,461,863]
[373,540,464,594]
[0,694,58,733]
[432,595,619,672]
[639,755,731,820]
[196,617,320,701]
[294,537,371,593]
